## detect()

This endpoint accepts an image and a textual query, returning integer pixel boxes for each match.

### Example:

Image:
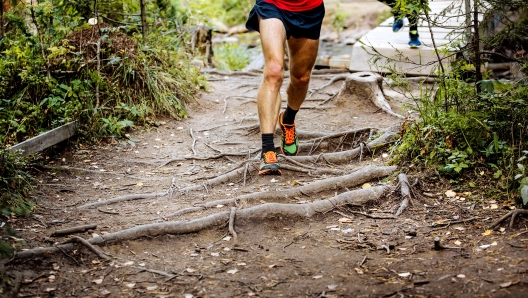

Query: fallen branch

[15,186,389,259]
[489,210,528,229]
[433,237,460,250]
[51,224,98,237]
[395,173,412,216]
[65,236,110,259]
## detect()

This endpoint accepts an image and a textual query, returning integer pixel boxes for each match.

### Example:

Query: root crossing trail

[3,71,528,297]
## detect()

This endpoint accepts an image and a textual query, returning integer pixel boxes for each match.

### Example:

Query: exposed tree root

[289,131,397,164]
[308,74,348,98]
[489,210,528,229]
[64,236,111,259]
[34,165,159,181]
[179,165,248,195]
[14,186,388,259]
[51,224,98,237]
[163,165,396,219]
[229,207,238,239]
[300,127,375,144]
[395,173,412,216]
[78,192,167,209]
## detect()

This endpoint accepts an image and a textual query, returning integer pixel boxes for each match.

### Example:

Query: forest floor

[1,67,527,297]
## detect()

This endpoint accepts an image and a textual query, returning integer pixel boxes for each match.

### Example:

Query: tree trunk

[140,0,147,39]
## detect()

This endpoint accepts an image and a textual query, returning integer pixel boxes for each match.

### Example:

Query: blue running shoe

[409,30,422,48]
[392,18,404,32]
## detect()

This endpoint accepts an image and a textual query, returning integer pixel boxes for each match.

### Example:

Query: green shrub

[0,150,33,216]
[213,43,250,71]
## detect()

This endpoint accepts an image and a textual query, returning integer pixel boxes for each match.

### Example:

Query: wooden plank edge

[7,121,79,156]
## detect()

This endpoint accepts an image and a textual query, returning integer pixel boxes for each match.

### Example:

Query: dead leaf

[48,275,56,282]
[227,269,238,274]
[186,268,195,273]
[126,283,135,288]
[211,252,219,257]
[93,279,103,284]
[445,190,457,197]
[490,204,499,209]
[500,281,512,288]
[268,264,276,268]
[52,263,60,270]
[237,262,246,266]
[482,230,492,236]
[500,227,506,232]
[454,240,462,246]
[223,236,232,241]
[354,268,364,274]
[312,275,323,279]
[398,272,411,278]
[328,284,338,290]
[491,241,498,246]
[44,288,56,292]
[136,182,143,187]
[338,218,353,223]
[146,285,158,291]
[457,274,466,279]
[361,183,371,189]
[123,261,134,266]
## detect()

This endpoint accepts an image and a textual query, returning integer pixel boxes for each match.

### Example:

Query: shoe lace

[283,125,296,145]
[263,151,278,163]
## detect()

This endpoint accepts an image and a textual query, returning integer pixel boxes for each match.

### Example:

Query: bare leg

[257,18,286,134]
[286,37,319,110]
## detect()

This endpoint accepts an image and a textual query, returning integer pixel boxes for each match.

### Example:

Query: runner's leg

[285,37,319,111]
[257,18,286,136]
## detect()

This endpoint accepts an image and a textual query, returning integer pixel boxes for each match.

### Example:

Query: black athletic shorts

[245,0,325,40]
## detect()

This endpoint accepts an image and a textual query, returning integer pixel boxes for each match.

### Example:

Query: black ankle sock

[282,106,298,125]
[261,133,275,155]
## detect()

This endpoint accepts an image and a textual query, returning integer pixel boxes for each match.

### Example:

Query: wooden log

[7,121,78,156]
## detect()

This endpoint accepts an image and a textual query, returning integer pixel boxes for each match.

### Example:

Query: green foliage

[387,0,528,205]
[185,0,254,27]
[332,4,348,33]
[0,0,204,145]
[0,150,33,216]
[213,43,250,71]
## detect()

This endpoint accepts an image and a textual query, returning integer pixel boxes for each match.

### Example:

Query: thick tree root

[163,165,397,219]
[395,173,412,216]
[64,236,111,259]
[14,186,388,259]
[179,165,247,195]
[308,74,348,98]
[289,131,397,164]
[489,210,528,229]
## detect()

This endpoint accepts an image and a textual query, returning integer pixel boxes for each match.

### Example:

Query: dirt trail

[1,68,527,297]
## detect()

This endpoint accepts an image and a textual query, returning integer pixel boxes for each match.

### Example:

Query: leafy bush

[213,43,250,71]
[0,150,33,216]
[386,0,528,205]
[0,1,205,144]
